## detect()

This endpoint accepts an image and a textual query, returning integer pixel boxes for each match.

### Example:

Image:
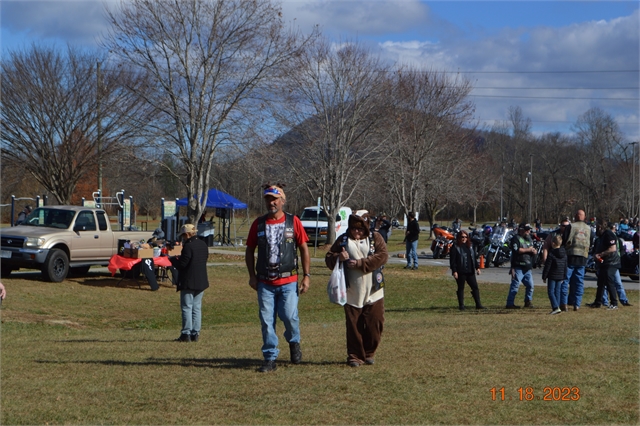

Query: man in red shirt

[245,184,310,372]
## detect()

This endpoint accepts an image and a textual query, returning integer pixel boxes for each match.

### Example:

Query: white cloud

[281,0,430,37]
[375,9,639,139]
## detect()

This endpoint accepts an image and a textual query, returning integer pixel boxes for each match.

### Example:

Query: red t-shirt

[246,214,308,285]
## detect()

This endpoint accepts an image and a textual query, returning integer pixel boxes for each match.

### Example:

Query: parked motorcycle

[486,226,513,267]
[531,233,544,268]
[430,226,455,259]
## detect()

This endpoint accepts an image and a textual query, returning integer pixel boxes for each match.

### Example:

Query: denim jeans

[257,281,300,361]
[506,268,534,306]
[602,269,629,305]
[565,265,586,307]
[405,240,419,267]
[547,279,562,310]
[180,289,204,336]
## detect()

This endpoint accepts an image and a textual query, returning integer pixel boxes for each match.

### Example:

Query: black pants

[456,273,482,307]
[594,266,618,306]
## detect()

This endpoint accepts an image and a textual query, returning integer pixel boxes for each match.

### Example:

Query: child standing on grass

[542,235,568,315]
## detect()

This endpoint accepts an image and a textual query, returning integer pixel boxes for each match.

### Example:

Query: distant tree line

[1,0,637,235]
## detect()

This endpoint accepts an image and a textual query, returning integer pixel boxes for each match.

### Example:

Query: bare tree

[103,0,315,224]
[384,67,475,224]
[572,107,628,220]
[270,37,391,244]
[1,45,151,204]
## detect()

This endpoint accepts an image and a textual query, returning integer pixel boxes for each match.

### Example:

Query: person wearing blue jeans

[505,223,537,309]
[562,210,591,311]
[404,212,420,270]
[170,223,210,342]
[257,282,300,359]
[601,269,632,306]
[542,234,568,314]
[245,184,311,373]
[565,264,586,309]
[180,290,204,336]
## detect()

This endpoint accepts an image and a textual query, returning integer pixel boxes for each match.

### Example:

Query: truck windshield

[24,208,76,229]
[300,209,327,222]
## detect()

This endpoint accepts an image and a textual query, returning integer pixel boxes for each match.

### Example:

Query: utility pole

[97,61,103,203]
[632,141,638,217]
[528,154,533,224]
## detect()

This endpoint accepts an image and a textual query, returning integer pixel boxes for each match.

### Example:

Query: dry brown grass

[1,262,638,425]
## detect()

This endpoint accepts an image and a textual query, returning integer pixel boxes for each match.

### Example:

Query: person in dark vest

[505,223,537,309]
[245,184,310,373]
[170,223,210,342]
[449,230,485,310]
[560,209,592,311]
[586,222,621,310]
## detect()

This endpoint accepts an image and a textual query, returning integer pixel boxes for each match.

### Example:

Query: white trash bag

[327,260,347,306]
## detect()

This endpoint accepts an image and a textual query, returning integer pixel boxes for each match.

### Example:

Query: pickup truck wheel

[42,249,69,282]
[68,266,91,277]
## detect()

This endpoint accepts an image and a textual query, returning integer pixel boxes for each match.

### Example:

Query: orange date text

[490,387,581,401]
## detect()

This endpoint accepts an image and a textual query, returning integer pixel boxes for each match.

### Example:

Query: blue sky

[2,0,639,140]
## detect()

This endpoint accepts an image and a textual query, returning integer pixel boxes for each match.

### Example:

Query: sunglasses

[459,236,468,239]
[352,227,365,231]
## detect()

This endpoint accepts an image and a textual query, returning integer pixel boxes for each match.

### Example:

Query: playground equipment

[4,195,48,226]
[82,190,137,231]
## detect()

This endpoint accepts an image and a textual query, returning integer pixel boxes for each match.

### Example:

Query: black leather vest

[256,213,298,281]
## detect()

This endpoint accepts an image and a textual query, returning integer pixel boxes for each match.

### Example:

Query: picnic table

[107,255,173,290]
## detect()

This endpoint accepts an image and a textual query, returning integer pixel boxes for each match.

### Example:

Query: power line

[468,94,639,100]
[445,70,639,74]
[475,118,640,125]
[472,87,639,90]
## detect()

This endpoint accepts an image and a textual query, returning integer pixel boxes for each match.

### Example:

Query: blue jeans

[180,289,204,336]
[257,281,300,361]
[506,268,534,306]
[547,279,562,310]
[405,240,418,267]
[602,269,629,305]
[565,265,586,307]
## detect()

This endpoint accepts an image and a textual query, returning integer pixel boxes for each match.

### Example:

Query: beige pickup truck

[0,206,153,282]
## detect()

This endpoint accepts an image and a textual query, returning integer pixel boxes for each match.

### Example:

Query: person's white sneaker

[549,308,562,315]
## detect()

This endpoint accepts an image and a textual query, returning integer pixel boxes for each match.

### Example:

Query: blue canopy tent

[176,188,248,245]
[176,188,247,209]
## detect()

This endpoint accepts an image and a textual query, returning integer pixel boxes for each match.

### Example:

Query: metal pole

[500,172,503,221]
[631,142,637,217]
[528,154,533,224]
[97,61,103,199]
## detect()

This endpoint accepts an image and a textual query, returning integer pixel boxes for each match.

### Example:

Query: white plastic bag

[327,260,347,306]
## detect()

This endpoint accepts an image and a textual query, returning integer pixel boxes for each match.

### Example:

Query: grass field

[1,252,638,425]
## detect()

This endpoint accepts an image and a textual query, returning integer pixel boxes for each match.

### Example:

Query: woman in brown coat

[325,212,388,367]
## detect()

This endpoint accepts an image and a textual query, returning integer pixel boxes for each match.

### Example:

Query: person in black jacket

[449,230,485,310]
[542,235,567,315]
[404,212,420,270]
[170,223,210,342]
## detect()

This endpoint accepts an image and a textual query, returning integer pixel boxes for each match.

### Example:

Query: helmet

[483,225,492,235]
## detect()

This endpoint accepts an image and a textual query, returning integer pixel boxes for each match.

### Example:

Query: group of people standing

[173,190,633,374]
[507,209,632,314]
